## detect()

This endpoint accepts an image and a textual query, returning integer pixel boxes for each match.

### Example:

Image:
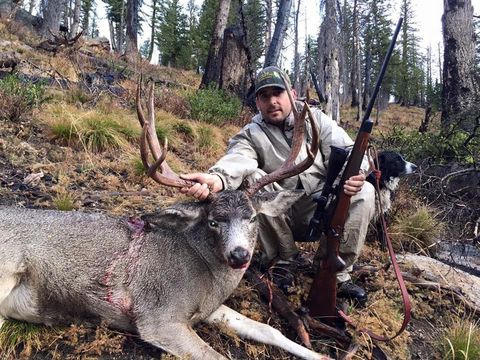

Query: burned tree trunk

[264,0,292,67]
[201,0,231,88]
[318,0,340,122]
[40,0,63,38]
[441,0,479,132]
[219,26,250,99]
[125,0,140,58]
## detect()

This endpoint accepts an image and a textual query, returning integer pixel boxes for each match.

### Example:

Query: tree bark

[441,0,479,132]
[125,0,140,57]
[264,0,272,51]
[147,0,157,62]
[219,26,249,99]
[70,0,81,36]
[264,0,292,67]
[320,0,340,122]
[201,0,232,88]
[293,0,301,93]
[40,0,63,38]
[350,0,360,108]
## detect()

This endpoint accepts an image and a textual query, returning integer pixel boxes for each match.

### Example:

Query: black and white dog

[366,151,417,213]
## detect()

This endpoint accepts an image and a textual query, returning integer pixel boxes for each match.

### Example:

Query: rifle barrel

[362,17,403,123]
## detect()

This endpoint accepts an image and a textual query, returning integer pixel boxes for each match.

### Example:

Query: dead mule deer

[0,80,330,360]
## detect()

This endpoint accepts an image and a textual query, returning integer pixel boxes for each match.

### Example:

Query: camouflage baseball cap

[254,66,290,95]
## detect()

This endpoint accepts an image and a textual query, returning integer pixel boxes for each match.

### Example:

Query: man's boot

[338,280,367,306]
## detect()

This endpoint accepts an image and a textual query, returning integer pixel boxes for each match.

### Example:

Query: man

[180,66,375,302]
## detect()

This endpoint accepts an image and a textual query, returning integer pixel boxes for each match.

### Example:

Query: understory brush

[187,86,241,125]
[0,73,47,122]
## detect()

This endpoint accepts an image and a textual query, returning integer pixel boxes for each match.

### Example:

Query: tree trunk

[201,0,232,88]
[362,49,371,111]
[321,0,340,122]
[116,0,125,54]
[109,19,117,51]
[441,0,479,132]
[29,0,36,14]
[350,0,360,107]
[219,25,249,99]
[125,0,139,57]
[70,0,81,36]
[264,0,292,67]
[293,0,301,93]
[147,0,157,62]
[40,0,63,38]
[264,0,272,51]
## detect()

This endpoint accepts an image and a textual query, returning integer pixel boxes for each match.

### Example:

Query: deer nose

[228,247,251,269]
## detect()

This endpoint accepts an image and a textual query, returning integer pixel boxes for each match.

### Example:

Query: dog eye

[208,220,219,228]
[250,216,257,223]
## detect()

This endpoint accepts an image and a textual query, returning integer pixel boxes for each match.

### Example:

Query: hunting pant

[249,170,376,283]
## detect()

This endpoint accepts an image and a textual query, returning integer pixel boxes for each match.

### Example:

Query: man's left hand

[343,172,366,196]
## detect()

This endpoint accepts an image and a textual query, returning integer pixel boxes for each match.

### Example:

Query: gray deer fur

[0,190,328,359]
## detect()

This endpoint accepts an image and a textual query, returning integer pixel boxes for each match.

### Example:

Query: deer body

[0,80,330,359]
[0,192,328,360]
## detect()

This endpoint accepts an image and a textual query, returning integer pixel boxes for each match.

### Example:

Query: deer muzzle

[227,247,251,269]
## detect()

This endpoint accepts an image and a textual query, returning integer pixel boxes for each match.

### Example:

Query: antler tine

[244,75,320,197]
[136,79,196,189]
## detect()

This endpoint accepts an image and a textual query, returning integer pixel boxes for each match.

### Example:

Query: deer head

[136,77,319,269]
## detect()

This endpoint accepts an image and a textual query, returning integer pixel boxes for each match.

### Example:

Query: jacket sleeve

[208,125,259,190]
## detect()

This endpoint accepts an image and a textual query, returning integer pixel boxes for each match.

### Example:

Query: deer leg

[205,305,331,360]
[0,274,19,330]
[138,321,227,360]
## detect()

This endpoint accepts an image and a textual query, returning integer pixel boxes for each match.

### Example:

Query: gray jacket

[209,106,366,195]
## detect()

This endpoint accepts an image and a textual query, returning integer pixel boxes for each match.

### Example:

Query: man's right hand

[180,173,224,200]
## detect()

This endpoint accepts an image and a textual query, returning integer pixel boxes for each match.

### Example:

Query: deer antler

[136,79,197,189]
[244,73,320,197]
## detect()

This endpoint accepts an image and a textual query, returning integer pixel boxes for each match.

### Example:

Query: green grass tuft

[390,206,443,254]
[79,119,128,153]
[0,319,54,358]
[439,319,480,360]
[53,192,76,211]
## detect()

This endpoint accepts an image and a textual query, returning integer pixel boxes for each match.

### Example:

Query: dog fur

[366,151,417,213]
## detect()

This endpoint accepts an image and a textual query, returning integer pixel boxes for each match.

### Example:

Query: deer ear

[251,190,304,217]
[142,202,206,230]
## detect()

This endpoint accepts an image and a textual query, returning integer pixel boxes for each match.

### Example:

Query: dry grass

[439,317,480,360]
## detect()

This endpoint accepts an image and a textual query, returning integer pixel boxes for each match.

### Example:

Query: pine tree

[156,0,191,68]
[243,0,265,69]
[360,0,393,110]
[395,0,425,106]
[196,0,220,70]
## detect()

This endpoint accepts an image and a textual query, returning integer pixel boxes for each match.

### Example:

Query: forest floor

[0,19,479,360]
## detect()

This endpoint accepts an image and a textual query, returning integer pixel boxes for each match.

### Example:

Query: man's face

[255,87,295,125]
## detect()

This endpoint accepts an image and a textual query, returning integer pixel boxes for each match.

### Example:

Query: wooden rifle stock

[306,18,403,319]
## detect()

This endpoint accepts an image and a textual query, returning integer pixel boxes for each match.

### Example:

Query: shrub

[380,126,480,167]
[439,319,480,360]
[0,74,47,122]
[172,122,195,139]
[188,87,241,125]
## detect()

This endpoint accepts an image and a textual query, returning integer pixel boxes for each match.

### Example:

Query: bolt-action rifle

[305,18,404,320]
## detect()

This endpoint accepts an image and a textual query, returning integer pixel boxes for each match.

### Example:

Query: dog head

[368,151,417,191]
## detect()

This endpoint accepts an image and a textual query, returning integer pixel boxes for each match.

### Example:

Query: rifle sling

[338,147,411,341]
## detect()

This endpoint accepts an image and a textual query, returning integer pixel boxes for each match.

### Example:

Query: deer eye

[250,216,257,223]
[208,220,219,228]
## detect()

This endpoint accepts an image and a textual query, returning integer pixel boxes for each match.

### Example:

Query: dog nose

[228,247,250,268]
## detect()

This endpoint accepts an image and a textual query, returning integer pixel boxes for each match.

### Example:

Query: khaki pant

[250,170,376,283]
